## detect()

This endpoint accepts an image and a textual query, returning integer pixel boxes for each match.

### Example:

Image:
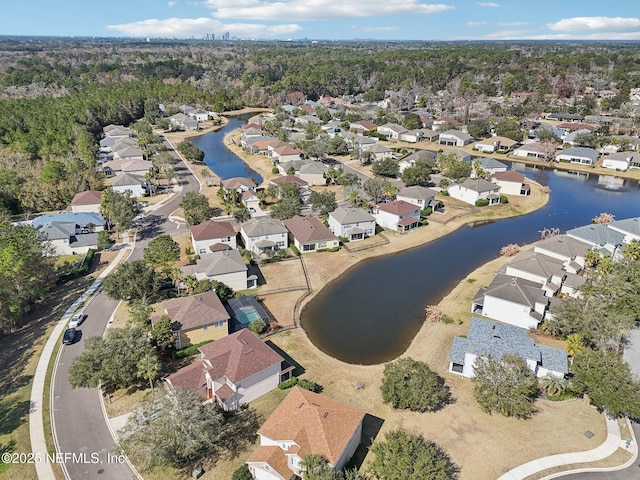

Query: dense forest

[1,38,640,216]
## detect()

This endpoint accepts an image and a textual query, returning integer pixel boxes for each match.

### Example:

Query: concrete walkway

[29,244,131,480]
[498,415,636,480]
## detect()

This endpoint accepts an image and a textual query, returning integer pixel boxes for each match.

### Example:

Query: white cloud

[497,21,529,26]
[352,25,401,32]
[477,2,500,7]
[205,0,453,21]
[106,17,302,38]
[467,21,487,27]
[482,29,535,39]
[547,16,640,33]
[167,1,177,6]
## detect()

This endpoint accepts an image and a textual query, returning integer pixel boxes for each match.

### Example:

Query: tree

[401,158,433,186]
[249,319,266,335]
[119,387,223,471]
[0,222,55,332]
[439,152,472,181]
[471,354,539,419]
[100,189,142,236]
[540,374,567,397]
[494,119,524,142]
[300,454,334,480]
[499,243,521,257]
[128,298,153,328]
[403,113,422,130]
[231,464,253,480]
[180,191,212,226]
[380,357,450,412]
[143,235,180,270]
[466,119,491,139]
[40,160,67,183]
[363,177,387,203]
[371,158,399,178]
[339,173,361,186]
[177,141,205,163]
[270,197,302,220]
[211,280,235,301]
[233,207,251,223]
[69,327,153,390]
[102,259,159,303]
[368,429,459,480]
[592,212,615,225]
[308,190,338,216]
[97,230,113,250]
[572,348,640,418]
[151,315,176,356]
[137,352,161,391]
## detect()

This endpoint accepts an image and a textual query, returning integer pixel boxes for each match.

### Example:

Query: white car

[69,313,86,329]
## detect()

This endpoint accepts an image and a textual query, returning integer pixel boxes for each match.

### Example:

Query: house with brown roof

[164,329,292,411]
[272,145,303,163]
[247,387,366,480]
[222,177,257,194]
[152,291,230,349]
[372,200,420,233]
[69,190,103,213]
[283,216,339,253]
[491,170,530,196]
[190,220,237,254]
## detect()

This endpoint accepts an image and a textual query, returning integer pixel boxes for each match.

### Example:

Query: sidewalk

[29,242,132,480]
[498,414,637,480]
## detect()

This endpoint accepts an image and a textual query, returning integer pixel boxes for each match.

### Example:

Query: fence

[342,233,389,253]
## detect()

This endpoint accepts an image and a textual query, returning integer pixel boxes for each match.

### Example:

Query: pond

[301,165,640,365]
[189,114,263,184]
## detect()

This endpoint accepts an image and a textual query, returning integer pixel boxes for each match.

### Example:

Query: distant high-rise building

[224,32,230,40]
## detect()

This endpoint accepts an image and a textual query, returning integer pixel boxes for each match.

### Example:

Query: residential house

[396,186,437,210]
[270,175,311,203]
[240,217,289,254]
[474,136,518,153]
[448,178,501,205]
[504,250,566,296]
[602,152,640,171]
[31,212,105,232]
[36,222,99,256]
[169,112,198,131]
[512,142,555,160]
[560,272,587,298]
[547,113,584,122]
[399,129,424,143]
[222,177,257,193]
[433,116,462,130]
[242,190,261,212]
[328,207,376,241]
[377,123,408,140]
[555,147,599,167]
[276,159,308,176]
[471,272,548,329]
[566,223,625,256]
[398,149,437,173]
[491,170,530,196]
[189,108,209,122]
[295,115,323,127]
[165,329,292,410]
[449,317,568,378]
[103,124,135,139]
[100,135,137,150]
[111,173,146,197]
[466,157,508,177]
[533,234,591,272]
[350,120,377,133]
[182,249,257,291]
[283,215,339,253]
[372,200,420,233]
[367,143,393,161]
[438,129,473,147]
[247,387,365,480]
[152,291,230,349]
[444,149,472,162]
[69,190,103,213]
[298,162,328,186]
[102,157,151,177]
[190,220,237,254]
[562,128,594,146]
[607,217,640,243]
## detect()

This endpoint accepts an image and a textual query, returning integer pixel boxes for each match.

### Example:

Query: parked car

[68,313,86,329]
[62,328,77,345]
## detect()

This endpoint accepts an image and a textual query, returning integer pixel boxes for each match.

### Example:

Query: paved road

[50,147,198,479]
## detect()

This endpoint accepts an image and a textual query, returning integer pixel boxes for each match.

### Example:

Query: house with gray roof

[555,146,599,166]
[448,178,501,206]
[449,317,568,379]
[398,150,436,173]
[111,172,146,197]
[396,186,437,210]
[366,143,393,161]
[503,250,565,296]
[36,222,99,256]
[566,223,625,256]
[533,234,591,272]
[465,157,508,176]
[601,152,640,171]
[471,272,548,329]
[240,218,289,254]
[377,123,408,140]
[438,129,473,147]
[607,217,640,243]
[31,212,105,231]
[181,249,257,291]
[328,207,376,242]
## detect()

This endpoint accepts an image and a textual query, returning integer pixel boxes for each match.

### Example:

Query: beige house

[247,387,366,480]
[190,220,237,254]
[283,215,339,253]
[69,190,103,213]
[491,170,530,196]
[152,291,230,349]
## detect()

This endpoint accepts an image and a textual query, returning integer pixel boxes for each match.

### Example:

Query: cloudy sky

[3,0,640,41]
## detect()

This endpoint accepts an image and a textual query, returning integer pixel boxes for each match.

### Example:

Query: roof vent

[298,403,305,409]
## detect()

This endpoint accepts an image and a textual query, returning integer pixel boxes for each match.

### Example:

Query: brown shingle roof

[270,175,308,187]
[199,329,283,384]
[256,387,365,466]
[190,220,235,241]
[375,200,419,216]
[164,360,208,399]
[161,291,229,331]
[247,445,292,480]
[283,216,337,244]
[492,170,525,183]
[70,190,103,206]
[222,177,256,190]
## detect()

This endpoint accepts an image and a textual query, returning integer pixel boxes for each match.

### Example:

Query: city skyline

[3,1,640,41]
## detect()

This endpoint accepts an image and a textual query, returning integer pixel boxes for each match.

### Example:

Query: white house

[474,136,518,153]
[111,173,146,197]
[398,150,436,173]
[36,222,99,256]
[69,190,103,213]
[221,177,256,194]
[190,220,237,254]
[448,178,501,205]
[607,217,640,244]
[491,170,530,196]
[396,186,437,209]
[247,387,365,480]
[555,147,599,167]
[328,207,376,241]
[165,329,291,411]
[240,217,289,254]
[377,123,408,139]
[181,249,257,291]
[367,143,393,161]
[512,142,555,160]
[372,200,420,233]
[471,273,548,329]
[504,250,566,296]
[533,234,591,272]
[602,152,640,171]
[438,129,473,147]
[449,318,568,378]
[467,157,508,176]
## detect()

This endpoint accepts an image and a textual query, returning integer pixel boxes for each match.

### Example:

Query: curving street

[50,142,198,479]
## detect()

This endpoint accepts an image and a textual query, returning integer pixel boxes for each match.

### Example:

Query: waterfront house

[474,136,518,153]
[607,217,640,243]
[491,170,530,196]
[222,177,257,194]
[247,387,365,480]
[512,142,555,160]
[449,317,568,378]
[181,249,257,291]
[377,123,408,140]
[438,129,473,147]
[566,223,625,256]
[190,220,237,254]
[152,291,230,349]
[602,152,640,171]
[555,147,599,167]
[240,217,289,254]
[372,200,420,233]
[467,157,508,176]
[532,234,591,272]
[504,250,566,296]
[398,149,437,173]
[164,329,292,411]
[328,207,376,241]
[396,186,437,210]
[448,178,501,205]
[283,215,339,253]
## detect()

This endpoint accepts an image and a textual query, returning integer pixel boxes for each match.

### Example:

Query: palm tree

[622,240,640,261]
[541,374,566,397]
[584,248,600,268]
[566,334,585,360]
[300,454,333,480]
[137,353,161,391]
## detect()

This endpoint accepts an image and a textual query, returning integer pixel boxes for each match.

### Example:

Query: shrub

[173,340,214,359]
[317,246,340,252]
[441,316,454,324]
[278,376,299,390]
[475,198,490,207]
[420,219,429,226]
[298,378,320,393]
[231,464,252,480]
[249,319,266,335]
[290,245,301,256]
[271,166,279,174]
[500,194,509,204]
[185,246,194,255]
[420,207,432,216]
[338,236,349,243]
